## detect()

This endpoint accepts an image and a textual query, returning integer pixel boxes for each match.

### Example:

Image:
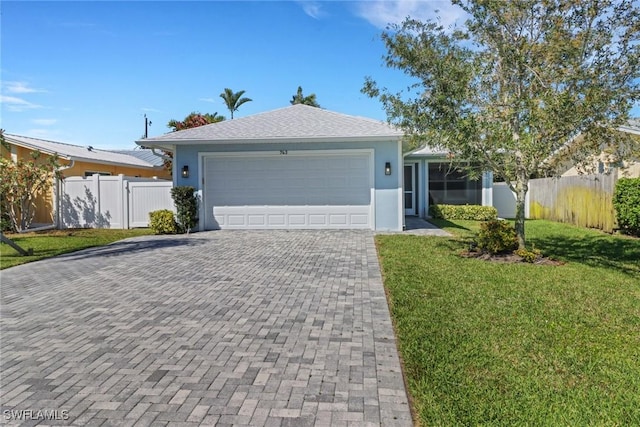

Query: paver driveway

[1,231,412,426]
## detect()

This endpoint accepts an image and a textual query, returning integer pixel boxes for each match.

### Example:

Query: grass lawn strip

[0,228,153,269]
[377,219,640,425]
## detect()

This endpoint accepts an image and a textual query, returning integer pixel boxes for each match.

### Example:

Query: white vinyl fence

[60,174,173,229]
[492,182,530,219]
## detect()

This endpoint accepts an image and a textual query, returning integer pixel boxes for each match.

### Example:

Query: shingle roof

[619,118,640,135]
[138,104,404,144]
[4,134,161,169]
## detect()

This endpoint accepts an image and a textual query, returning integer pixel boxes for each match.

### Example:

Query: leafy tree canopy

[167,111,225,132]
[290,86,321,107]
[0,129,62,232]
[363,0,640,248]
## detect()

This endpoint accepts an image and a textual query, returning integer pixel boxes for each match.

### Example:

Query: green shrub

[477,220,518,254]
[613,177,640,236]
[149,209,177,234]
[171,186,199,234]
[515,247,542,263]
[429,204,498,221]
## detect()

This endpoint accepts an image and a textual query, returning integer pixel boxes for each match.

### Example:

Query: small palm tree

[290,86,320,107]
[220,88,252,119]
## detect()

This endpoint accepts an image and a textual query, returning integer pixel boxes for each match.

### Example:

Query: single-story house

[403,146,494,218]
[550,119,640,178]
[2,134,170,225]
[137,104,406,231]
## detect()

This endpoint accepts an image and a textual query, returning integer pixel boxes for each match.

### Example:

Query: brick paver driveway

[1,231,412,426]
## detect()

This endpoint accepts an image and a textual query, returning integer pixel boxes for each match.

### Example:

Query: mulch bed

[460,250,565,265]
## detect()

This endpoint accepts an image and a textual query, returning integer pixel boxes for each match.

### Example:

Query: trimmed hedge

[149,209,178,234]
[613,177,640,236]
[429,204,498,221]
[171,186,199,234]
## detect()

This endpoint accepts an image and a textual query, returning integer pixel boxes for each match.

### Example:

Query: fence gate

[60,174,173,229]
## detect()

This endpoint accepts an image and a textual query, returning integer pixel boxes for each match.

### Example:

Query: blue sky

[2,1,638,150]
[3,0,459,149]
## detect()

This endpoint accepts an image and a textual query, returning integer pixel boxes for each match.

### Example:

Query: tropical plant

[290,86,320,107]
[167,111,225,132]
[363,0,640,249]
[219,88,252,119]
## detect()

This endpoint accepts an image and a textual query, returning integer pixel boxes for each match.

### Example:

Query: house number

[280,150,288,155]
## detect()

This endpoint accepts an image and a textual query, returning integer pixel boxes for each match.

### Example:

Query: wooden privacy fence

[528,173,617,232]
[60,174,173,229]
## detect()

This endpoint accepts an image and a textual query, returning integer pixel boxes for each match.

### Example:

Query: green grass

[1,228,154,269]
[377,219,640,426]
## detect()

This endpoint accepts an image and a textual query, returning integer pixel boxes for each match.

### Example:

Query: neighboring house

[552,119,640,178]
[404,146,494,218]
[137,104,406,231]
[2,134,170,225]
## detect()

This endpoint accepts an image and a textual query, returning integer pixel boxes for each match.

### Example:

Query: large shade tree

[290,86,321,107]
[363,0,640,249]
[219,88,252,119]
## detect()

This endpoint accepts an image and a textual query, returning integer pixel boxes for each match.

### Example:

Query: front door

[404,164,416,215]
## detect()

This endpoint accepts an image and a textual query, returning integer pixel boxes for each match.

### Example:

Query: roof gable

[4,134,161,169]
[139,104,404,144]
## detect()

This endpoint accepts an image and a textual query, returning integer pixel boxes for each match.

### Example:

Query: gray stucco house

[137,105,405,231]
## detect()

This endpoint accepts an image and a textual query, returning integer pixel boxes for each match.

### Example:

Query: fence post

[122,175,130,229]
[92,173,101,226]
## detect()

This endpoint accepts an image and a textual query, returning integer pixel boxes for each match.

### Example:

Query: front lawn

[378,219,640,426]
[1,228,154,269]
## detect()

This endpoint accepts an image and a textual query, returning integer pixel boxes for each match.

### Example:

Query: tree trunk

[514,175,528,250]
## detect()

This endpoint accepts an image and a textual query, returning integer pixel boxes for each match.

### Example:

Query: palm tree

[290,86,320,107]
[219,88,252,119]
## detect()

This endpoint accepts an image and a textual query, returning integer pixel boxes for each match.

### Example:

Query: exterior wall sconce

[181,165,189,178]
[384,162,392,175]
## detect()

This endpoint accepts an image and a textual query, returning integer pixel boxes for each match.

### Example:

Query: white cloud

[353,0,466,30]
[141,107,161,113]
[4,81,45,94]
[198,98,217,103]
[31,118,57,126]
[0,95,42,112]
[297,1,327,20]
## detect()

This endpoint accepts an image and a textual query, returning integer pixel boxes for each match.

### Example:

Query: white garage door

[203,151,373,229]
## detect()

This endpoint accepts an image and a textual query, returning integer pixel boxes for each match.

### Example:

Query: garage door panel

[204,153,372,229]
